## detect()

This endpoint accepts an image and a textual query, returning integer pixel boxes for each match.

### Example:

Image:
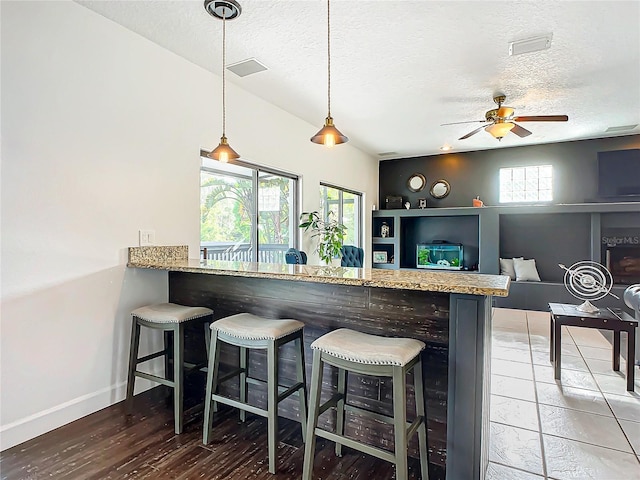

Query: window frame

[200,150,300,262]
[498,164,553,204]
[319,182,363,248]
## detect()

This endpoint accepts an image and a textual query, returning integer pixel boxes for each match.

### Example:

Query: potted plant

[299,211,347,265]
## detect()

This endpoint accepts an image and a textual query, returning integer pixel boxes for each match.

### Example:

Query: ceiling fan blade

[459,124,488,140]
[511,123,533,138]
[441,120,486,126]
[512,115,568,122]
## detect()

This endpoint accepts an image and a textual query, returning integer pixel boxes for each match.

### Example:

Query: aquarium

[416,243,464,270]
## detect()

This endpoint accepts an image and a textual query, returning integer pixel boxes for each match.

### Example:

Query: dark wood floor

[1,385,441,479]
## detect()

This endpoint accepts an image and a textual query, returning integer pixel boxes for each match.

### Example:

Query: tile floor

[487,308,640,480]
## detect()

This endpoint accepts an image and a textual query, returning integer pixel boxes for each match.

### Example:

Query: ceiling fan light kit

[485,121,515,140]
[205,0,242,163]
[446,94,568,142]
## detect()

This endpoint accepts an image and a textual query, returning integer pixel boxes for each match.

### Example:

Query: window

[499,165,553,203]
[200,154,299,263]
[320,183,362,247]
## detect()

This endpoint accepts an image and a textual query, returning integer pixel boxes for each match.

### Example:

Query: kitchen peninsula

[128,246,510,480]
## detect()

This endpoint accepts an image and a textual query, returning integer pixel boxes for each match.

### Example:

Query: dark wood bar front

[128,248,510,480]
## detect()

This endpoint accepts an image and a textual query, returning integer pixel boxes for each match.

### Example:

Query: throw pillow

[513,258,541,282]
[499,257,523,280]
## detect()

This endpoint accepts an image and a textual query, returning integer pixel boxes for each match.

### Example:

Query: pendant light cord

[327,0,331,117]
[222,11,227,136]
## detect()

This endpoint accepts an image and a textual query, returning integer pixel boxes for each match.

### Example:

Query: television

[598,149,640,197]
[416,243,463,270]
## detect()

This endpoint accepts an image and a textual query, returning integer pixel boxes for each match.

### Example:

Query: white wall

[0,0,377,450]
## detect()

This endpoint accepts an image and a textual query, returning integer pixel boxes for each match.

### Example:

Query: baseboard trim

[0,375,160,452]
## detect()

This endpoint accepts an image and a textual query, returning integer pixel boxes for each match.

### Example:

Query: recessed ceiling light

[605,124,638,133]
[440,145,452,151]
[227,58,267,77]
[509,34,553,56]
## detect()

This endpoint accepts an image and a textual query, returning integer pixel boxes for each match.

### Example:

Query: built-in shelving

[373,203,640,310]
[372,215,398,268]
[372,207,495,273]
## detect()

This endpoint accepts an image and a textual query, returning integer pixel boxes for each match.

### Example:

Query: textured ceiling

[76,0,640,159]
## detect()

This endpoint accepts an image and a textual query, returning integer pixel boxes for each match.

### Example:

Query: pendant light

[311,0,348,147]
[205,0,241,162]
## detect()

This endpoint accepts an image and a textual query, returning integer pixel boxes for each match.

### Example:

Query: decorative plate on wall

[407,173,427,192]
[430,179,451,199]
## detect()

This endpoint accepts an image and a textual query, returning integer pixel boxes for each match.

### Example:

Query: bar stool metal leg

[125,319,141,414]
[164,331,173,381]
[204,322,211,357]
[204,321,218,413]
[392,366,409,480]
[173,323,184,435]
[302,349,324,480]
[239,346,249,422]
[267,340,279,473]
[414,357,430,480]
[295,335,308,443]
[203,328,220,445]
[335,367,347,457]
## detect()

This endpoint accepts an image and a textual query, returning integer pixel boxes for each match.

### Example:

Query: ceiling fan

[442,94,568,141]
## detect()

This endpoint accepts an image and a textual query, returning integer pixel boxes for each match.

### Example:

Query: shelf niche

[400,216,479,270]
[499,212,591,282]
[373,216,395,239]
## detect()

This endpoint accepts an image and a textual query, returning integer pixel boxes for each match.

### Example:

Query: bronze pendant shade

[310,116,348,147]
[210,135,240,162]
[205,0,241,162]
[311,0,348,147]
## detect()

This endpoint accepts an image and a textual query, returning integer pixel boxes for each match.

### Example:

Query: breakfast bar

[128,246,510,480]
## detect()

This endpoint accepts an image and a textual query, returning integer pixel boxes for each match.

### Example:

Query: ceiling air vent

[227,58,268,77]
[509,34,553,56]
[605,124,638,133]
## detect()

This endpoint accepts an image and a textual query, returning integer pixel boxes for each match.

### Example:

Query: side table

[549,302,637,392]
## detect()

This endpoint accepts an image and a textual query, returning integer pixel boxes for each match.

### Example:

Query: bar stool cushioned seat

[203,313,308,474]
[303,328,429,480]
[212,313,304,340]
[126,303,213,435]
[311,328,425,366]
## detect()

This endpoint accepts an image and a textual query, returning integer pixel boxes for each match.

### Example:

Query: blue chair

[340,245,364,267]
[285,248,307,265]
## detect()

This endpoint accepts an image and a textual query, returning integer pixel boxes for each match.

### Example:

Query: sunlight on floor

[487,308,640,480]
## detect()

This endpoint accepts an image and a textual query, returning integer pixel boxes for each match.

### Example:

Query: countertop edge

[127,261,510,297]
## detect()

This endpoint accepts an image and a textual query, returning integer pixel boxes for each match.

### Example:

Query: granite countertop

[127,246,510,297]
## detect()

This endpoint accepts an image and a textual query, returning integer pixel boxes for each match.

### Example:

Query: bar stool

[125,303,213,434]
[302,328,429,480]
[202,313,308,474]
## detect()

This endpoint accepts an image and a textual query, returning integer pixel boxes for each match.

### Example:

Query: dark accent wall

[379,135,640,208]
